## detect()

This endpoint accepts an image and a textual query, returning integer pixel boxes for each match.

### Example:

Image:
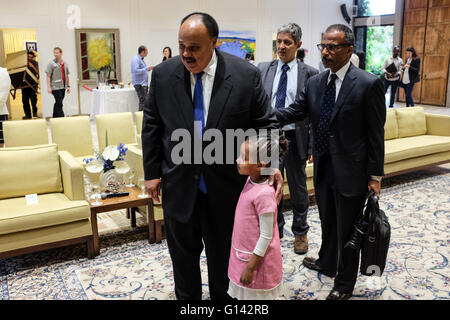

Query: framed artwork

[217,30,256,59]
[75,28,121,85]
[25,41,38,52]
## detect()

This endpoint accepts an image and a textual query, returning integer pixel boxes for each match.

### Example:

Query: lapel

[296,60,307,97]
[318,70,330,110]
[174,60,194,129]
[265,60,278,99]
[330,63,357,124]
[205,50,233,130]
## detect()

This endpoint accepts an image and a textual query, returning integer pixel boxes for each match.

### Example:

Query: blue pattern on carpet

[1,167,449,300]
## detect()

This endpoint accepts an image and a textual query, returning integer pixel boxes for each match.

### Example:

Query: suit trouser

[315,154,366,293]
[22,87,38,118]
[134,85,148,111]
[52,89,65,118]
[277,130,310,236]
[164,190,234,300]
[383,79,399,107]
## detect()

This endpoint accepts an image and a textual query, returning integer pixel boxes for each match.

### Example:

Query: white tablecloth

[90,87,139,119]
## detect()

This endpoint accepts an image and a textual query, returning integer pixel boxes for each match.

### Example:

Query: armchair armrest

[59,151,85,201]
[426,114,450,136]
[125,145,144,185]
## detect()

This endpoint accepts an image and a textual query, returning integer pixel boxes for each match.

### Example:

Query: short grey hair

[277,23,302,43]
[325,24,354,46]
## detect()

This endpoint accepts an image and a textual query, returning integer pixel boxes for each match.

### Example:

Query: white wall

[0,0,353,118]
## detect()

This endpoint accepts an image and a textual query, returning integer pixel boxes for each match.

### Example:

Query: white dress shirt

[327,60,351,102]
[382,56,403,81]
[271,58,298,131]
[190,50,218,122]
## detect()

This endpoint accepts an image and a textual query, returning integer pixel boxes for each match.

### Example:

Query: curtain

[2,29,37,56]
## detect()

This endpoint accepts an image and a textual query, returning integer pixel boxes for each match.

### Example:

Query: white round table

[90,87,139,119]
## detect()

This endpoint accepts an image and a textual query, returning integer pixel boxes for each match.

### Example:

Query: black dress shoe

[326,289,352,300]
[302,257,336,277]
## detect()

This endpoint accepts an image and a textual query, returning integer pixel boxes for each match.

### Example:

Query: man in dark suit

[274,24,386,300]
[258,23,318,255]
[142,12,282,300]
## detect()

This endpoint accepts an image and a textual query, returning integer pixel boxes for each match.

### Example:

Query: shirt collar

[277,58,297,72]
[328,60,351,83]
[202,50,217,77]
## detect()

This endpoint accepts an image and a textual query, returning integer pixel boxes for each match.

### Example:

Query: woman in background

[162,47,172,62]
[401,46,421,107]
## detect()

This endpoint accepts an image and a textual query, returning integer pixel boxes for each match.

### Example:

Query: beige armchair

[126,144,164,243]
[3,119,49,147]
[49,116,95,163]
[95,112,137,150]
[0,144,94,259]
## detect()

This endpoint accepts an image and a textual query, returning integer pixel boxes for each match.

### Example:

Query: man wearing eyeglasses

[274,24,386,300]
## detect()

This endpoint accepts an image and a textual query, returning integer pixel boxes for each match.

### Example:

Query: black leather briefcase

[360,192,391,277]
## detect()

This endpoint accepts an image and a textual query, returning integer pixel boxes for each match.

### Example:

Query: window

[356,0,396,17]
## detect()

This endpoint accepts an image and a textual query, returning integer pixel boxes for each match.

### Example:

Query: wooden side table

[89,187,154,256]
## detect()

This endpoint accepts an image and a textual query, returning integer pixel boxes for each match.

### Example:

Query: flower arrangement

[84,133,129,174]
[88,38,113,71]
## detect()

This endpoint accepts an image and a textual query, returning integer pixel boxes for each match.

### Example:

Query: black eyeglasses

[317,43,352,52]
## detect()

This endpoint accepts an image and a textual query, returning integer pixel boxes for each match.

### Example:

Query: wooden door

[400,0,428,103]
[420,0,450,105]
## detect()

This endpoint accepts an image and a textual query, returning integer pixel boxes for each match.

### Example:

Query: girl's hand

[240,266,254,286]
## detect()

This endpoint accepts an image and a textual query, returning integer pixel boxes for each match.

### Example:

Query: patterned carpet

[1,166,449,300]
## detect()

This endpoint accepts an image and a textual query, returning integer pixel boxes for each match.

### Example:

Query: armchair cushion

[384,108,398,140]
[95,112,136,150]
[396,107,427,138]
[50,116,94,157]
[3,119,49,147]
[59,151,85,201]
[0,193,90,235]
[385,135,450,164]
[135,111,143,135]
[0,144,63,200]
[426,114,450,136]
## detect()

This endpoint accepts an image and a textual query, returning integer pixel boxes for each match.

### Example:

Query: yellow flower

[88,38,113,70]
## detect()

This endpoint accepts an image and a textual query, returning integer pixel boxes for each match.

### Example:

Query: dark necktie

[315,73,338,156]
[193,71,207,194]
[275,64,290,109]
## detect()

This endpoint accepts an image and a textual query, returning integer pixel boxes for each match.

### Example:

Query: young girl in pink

[228,134,288,300]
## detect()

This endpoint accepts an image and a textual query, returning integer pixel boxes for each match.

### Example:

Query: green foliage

[358,0,372,16]
[365,26,394,76]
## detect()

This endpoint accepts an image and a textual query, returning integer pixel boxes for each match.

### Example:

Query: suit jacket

[258,59,319,160]
[142,50,278,223]
[407,57,421,84]
[275,63,386,197]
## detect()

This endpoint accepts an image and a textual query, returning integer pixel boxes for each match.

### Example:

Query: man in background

[382,46,403,108]
[22,51,39,119]
[45,47,70,118]
[259,23,318,255]
[275,24,385,300]
[131,45,153,111]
